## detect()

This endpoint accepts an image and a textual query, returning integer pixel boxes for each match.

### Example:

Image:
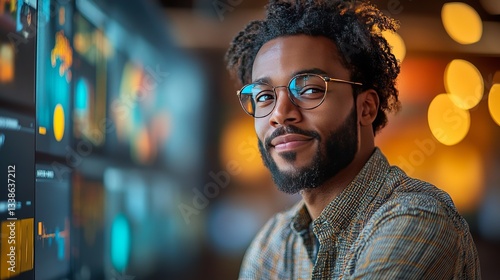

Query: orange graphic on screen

[37,218,70,261]
[51,30,73,82]
[0,43,14,83]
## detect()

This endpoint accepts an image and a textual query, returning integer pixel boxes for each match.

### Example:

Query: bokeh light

[444,59,484,110]
[428,93,470,146]
[378,120,485,214]
[220,117,266,183]
[488,84,500,126]
[0,44,14,82]
[441,2,483,45]
[110,214,131,272]
[430,145,484,213]
[382,30,406,63]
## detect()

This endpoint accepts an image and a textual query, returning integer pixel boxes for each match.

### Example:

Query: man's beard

[258,107,358,194]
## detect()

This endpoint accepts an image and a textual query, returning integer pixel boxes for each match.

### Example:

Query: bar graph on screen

[37,219,70,261]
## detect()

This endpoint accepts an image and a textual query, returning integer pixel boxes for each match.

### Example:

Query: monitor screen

[102,167,200,279]
[71,171,106,279]
[35,0,72,156]
[0,0,36,107]
[35,163,71,280]
[0,108,35,279]
[72,11,108,150]
[106,48,169,165]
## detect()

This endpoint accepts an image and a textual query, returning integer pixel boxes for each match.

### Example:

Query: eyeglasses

[237,73,363,118]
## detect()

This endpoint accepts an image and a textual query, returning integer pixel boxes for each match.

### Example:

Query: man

[225,0,481,279]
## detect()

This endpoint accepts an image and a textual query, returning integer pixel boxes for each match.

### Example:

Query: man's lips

[270,134,314,152]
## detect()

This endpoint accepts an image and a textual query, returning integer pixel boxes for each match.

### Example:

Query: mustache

[265,125,321,148]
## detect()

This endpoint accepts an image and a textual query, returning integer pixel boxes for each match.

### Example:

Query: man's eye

[255,91,275,103]
[298,87,324,97]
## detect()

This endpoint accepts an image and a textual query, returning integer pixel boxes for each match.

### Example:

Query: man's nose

[268,86,302,126]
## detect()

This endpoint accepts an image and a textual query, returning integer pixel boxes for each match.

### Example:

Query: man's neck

[301,147,374,220]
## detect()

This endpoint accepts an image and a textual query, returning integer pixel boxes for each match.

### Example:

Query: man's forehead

[256,35,340,57]
[251,35,345,82]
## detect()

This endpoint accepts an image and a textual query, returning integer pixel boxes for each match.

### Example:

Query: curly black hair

[225,0,401,133]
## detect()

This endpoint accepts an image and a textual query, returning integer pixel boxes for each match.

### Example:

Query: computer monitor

[35,0,72,157]
[0,108,35,279]
[34,163,71,280]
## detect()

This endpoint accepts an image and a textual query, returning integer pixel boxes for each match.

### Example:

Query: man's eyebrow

[292,68,328,76]
[252,77,271,84]
[252,68,329,84]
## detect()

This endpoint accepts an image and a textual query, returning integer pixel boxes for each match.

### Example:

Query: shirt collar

[291,148,390,237]
[291,200,311,235]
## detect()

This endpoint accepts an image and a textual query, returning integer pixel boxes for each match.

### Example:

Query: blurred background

[0,0,499,279]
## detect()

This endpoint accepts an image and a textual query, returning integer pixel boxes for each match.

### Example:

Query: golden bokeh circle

[428,94,470,146]
[444,59,484,110]
[488,84,500,126]
[441,2,483,45]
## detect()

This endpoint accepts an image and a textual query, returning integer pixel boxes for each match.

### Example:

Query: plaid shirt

[239,148,480,279]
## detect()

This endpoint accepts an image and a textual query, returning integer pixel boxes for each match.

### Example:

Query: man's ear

[357,89,379,127]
